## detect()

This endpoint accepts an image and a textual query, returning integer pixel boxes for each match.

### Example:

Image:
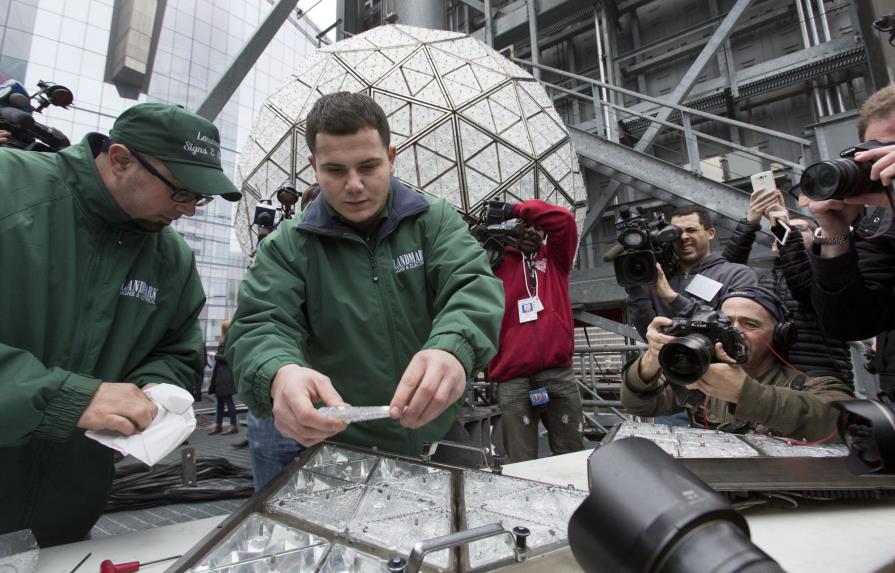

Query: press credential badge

[518,297,538,323]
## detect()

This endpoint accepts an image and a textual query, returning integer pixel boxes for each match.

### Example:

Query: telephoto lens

[659,334,716,385]
[800,158,885,201]
[568,438,784,573]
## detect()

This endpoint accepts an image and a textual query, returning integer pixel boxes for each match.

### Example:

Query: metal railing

[572,345,646,435]
[510,57,812,183]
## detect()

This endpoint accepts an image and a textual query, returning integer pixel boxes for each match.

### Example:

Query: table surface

[36,449,895,573]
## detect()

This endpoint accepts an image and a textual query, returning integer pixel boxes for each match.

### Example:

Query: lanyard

[522,255,538,299]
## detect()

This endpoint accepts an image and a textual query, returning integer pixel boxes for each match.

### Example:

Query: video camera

[252,180,302,247]
[659,309,749,385]
[612,207,681,287]
[469,200,527,268]
[800,140,895,202]
[0,79,73,152]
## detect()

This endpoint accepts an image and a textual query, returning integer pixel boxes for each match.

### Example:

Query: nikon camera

[659,310,748,385]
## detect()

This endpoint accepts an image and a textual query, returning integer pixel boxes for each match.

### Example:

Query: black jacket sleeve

[721,219,761,265]
[777,231,813,304]
[810,235,895,341]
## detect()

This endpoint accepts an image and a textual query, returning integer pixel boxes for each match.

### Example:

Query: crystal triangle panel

[253,104,291,153]
[460,96,497,134]
[465,142,500,182]
[496,142,531,182]
[267,77,314,123]
[501,119,533,156]
[459,119,494,161]
[337,49,396,85]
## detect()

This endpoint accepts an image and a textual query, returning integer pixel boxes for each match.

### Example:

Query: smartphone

[770,220,791,246]
[750,171,776,194]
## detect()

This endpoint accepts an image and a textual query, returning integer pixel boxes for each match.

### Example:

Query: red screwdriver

[99,556,180,573]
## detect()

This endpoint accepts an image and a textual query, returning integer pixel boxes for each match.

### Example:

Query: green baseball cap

[110,102,241,201]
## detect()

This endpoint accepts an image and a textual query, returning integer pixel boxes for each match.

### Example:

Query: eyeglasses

[132,152,214,207]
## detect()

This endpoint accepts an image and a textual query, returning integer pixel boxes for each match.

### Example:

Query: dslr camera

[799,139,895,201]
[659,309,748,385]
[613,207,681,287]
[469,200,527,268]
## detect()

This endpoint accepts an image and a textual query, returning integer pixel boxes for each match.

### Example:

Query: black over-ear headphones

[718,286,797,350]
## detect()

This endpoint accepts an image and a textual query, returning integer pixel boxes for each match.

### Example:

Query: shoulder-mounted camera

[0,79,73,152]
[612,207,681,287]
[469,200,526,268]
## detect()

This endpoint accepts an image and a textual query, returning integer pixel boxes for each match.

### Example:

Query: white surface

[35,450,895,573]
[36,516,224,573]
[503,448,895,573]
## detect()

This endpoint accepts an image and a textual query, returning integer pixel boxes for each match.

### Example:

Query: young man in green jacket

[0,103,241,546]
[227,92,503,461]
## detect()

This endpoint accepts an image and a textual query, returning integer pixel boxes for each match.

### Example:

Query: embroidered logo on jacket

[533,258,547,273]
[119,279,158,305]
[394,249,425,274]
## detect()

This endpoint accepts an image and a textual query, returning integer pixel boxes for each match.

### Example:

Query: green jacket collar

[59,134,142,231]
[298,177,428,239]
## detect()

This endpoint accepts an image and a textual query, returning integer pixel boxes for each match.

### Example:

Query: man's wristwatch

[813,229,851,246]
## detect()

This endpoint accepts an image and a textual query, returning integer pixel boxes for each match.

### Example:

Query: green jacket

[621,355,853,442]
[228,178,503,456]
[0,135,206,546]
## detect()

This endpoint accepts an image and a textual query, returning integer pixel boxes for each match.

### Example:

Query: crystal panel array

[614,422,849,458]
[187,444,587,572]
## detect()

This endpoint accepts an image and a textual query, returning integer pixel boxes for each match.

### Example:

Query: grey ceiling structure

[234,24,586,255]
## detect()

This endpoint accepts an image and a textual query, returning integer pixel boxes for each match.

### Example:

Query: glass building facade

[0,0,323,344]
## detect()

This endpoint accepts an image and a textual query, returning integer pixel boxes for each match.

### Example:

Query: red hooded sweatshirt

[487,200,578,382]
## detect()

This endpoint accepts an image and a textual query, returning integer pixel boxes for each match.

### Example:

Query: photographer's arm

[626,285,657,341]
[777,230,814,304]
[733,374,852,442]
[809,231,895,341]
[721,189,780,264]
[721,219,761,265]
[620,317,681,416]
[514,200,579,273]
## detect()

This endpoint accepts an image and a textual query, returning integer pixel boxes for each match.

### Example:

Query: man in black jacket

[721,190,854,385]
[626,205,757,339]
[809,85,895,398]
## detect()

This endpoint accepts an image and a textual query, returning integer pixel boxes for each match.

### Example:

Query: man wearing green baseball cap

[0,102,240,546]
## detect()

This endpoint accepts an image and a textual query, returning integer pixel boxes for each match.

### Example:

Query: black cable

[105,457,255,512]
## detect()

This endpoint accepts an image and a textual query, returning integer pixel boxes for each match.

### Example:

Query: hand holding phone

[748,171,779,224]
[770,219,791,246]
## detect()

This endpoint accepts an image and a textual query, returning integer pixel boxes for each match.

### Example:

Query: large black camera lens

[659,334,714,385]
[614,250,658,287]
[569,438,784,573]
[800,159,881,201]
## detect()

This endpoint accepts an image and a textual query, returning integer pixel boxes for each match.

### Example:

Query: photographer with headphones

[621,287,852,441]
